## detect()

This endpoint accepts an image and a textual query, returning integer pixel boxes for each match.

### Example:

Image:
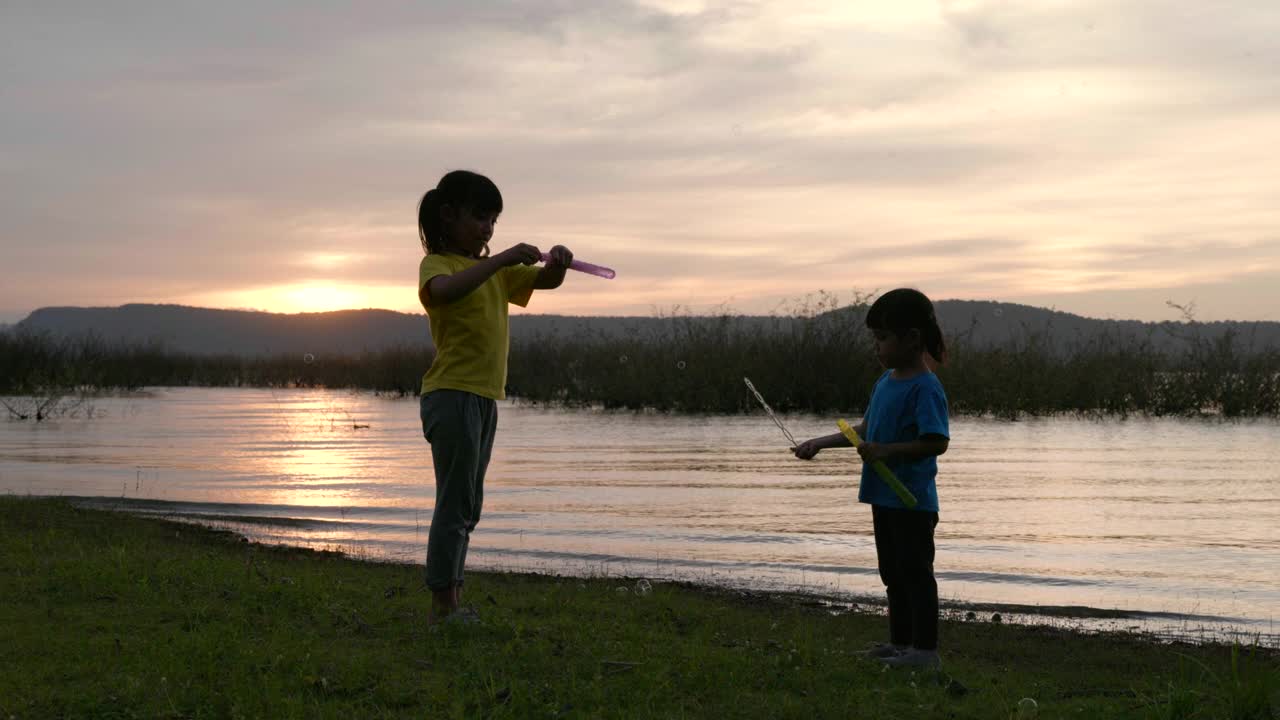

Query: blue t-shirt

[857,370,950,512]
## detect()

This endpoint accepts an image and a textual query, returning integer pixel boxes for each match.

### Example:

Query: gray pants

[420,390,498,591]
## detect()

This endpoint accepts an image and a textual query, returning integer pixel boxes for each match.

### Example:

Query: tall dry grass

[3,299,1277,418]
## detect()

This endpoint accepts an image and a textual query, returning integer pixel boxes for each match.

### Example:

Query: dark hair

[865,288,947,365]
[417,170,503,255]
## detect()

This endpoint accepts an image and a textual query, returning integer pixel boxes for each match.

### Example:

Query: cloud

[2,0,1279,322]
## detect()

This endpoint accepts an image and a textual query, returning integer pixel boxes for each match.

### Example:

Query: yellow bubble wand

[743,377,918,509]
[836,419,918,509]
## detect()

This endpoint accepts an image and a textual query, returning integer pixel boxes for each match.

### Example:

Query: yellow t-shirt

[418,253,540,400]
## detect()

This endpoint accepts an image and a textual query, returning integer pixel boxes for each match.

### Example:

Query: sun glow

[282,285,365,313]
[190,283,417,315]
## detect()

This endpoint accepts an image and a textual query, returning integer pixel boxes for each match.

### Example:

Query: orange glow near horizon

[189,283,419,316]
[179,278,776,318]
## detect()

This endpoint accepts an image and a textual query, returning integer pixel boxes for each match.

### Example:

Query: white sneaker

[428,606,481,630]
[863,643,909,659]
[447,606,481,625]
[880,648,941,669]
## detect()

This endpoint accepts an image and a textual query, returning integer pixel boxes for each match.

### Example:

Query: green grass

[2,497,1277,719]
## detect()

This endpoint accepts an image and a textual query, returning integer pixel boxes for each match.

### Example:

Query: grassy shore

[2,497,1276,719]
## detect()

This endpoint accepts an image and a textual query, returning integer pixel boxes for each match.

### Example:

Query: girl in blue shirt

[794,288,950,668]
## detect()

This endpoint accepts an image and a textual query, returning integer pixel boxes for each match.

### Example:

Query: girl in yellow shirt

[416,169,573,625]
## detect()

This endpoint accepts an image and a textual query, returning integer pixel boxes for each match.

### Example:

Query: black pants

[872,505,939,650]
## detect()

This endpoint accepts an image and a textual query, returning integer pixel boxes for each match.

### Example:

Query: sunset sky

[3,1,1279,324]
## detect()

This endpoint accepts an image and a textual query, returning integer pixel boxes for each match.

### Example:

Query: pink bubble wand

[540,252,616,280]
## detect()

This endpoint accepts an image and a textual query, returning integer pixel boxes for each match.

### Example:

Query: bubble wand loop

[540,252,616,280]
[836,419,918,509]
[742,377,798,448]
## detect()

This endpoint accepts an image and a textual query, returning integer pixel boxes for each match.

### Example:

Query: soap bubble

[618,355,628,364]
[303,353,316,365]
[634,579,652,597]
[1017,698,1038,718]
[676,360,687,370]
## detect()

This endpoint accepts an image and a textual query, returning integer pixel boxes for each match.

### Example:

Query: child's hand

[793,438,821,460]
[856,442,889,464]
[496,243,541,266]
[546,245,574,267]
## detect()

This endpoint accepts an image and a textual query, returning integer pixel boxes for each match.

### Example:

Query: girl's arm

[534,245,573,290]
[793,421,866,459]
[422,244,540,305]
[826,420,867,446]
[816,431,853,450]
[859,434,948,463]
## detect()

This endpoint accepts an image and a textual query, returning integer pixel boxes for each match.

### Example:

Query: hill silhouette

[12,301,1280,356]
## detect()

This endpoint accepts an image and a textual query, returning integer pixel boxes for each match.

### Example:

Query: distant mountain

[936,300,1280,355]
[17,305,427,356]
[14,304,691,355]
[14,302,1280,357]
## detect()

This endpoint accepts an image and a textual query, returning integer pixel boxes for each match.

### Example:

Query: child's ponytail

[866,288,948,366]
[924,314,947,366]
[417,170,504,255]
[418,188,444,254]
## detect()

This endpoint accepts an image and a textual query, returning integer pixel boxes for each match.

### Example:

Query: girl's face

[442,205,498,257]
[871,327,922,369]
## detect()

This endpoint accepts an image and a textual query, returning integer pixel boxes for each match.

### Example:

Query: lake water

[3,387,1277,645]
